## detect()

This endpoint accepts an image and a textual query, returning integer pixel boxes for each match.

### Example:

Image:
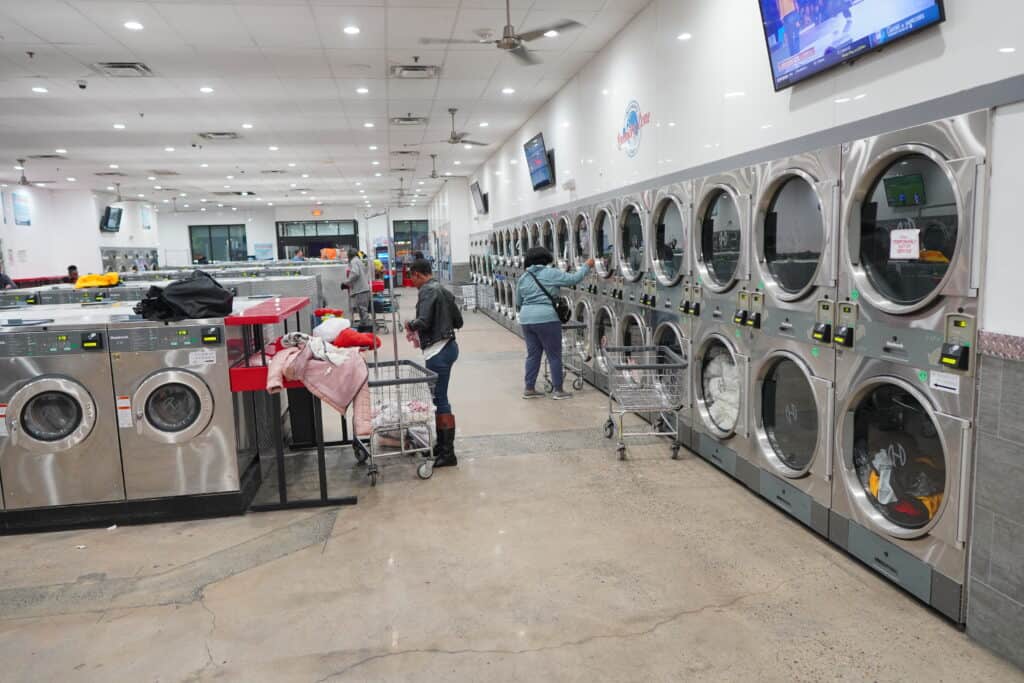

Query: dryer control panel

[109,325,225,352]
[813,300,835,346]
[940,314,975,372]
[0,330,106,357]
[835,303,858,348]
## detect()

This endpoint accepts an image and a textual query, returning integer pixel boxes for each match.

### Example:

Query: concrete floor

[0,293,1021,682]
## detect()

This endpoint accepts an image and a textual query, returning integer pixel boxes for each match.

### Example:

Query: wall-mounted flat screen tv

[884,174,927,207]
[470,181,489,215]
[523,133,555,191]
[100,206,123,232]
[757,0,945,91]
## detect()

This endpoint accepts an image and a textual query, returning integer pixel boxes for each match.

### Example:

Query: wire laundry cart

[601,345,688,460]
[543,321,589,392]
[352,360,438,484]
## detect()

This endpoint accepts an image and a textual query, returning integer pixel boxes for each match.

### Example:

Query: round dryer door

[619,204,645,281]
[574,215,592,268]
[133,370,214,444]
[857,154,959,308]
[7,377,96,452]
[699,190,743,289]
[593,307,617,374]
[652,197,686,286]
[556,219,571,270]
[698,337,742,436]
[594,211,616,278]
[572,300,592,362]
[843,379,948,534]
[619,313,648,347]
[758,355,819,476]
[762,176,824,298]
[541,221,554,253]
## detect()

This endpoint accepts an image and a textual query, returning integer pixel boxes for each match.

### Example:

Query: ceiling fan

[419,0,583,65]
[0,159,56,187]
[440,108,488,147]
[419,154,443,181]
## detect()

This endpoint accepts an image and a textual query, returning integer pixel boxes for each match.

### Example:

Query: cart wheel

[543,381,554,394]
[573,377,585,391]
[603,419,615,439]
[671,445,681,460]
[370,471,378,486]
[617,446,627,461]
[417,462,434,480]
[354,446,369,464]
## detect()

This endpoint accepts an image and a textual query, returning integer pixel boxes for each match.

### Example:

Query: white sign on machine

[889,228,921,260]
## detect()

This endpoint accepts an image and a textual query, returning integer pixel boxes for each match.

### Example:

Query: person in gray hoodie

[344,247,371,326]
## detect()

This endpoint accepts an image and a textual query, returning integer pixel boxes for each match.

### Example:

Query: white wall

[470,0,1024,223]
[983,103,1024,337]
[427,177,474,265]
[0,188,159,278]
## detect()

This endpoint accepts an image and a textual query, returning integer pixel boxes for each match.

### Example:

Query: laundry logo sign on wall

[617,100,651,158]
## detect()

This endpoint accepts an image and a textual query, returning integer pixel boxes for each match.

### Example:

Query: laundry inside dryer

[701,341,741,433]
[859,154,959,306]
[761,358,818,473]
[764,176,823,294]
[851,384,947,529]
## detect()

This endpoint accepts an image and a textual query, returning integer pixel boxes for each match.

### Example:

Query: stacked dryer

[748,147,842,537]
[690,169,760,490]
[828,112,987,622]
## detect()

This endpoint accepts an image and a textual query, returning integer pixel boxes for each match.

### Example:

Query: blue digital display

[524,133,554,191]
[757,0,945,91]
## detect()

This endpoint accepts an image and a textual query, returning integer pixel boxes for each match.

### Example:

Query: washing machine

[830,355,973,622]
[0,315,125,510]
[108,318,241,500]
[555,215,572,271]
[569,294,596,386]
[691,169,759,488]
[590,301,620,393]
[650,315,693,449]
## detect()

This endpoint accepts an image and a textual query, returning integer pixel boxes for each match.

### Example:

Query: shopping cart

[352,360,438,484]
[601,345,688,460]
[542,321,589,393]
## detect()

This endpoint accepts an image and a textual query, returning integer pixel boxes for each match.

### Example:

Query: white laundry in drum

[703,352,740,431]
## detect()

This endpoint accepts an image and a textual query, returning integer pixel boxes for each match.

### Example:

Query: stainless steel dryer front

[651,317,693,449]
[109,319,240,500]
[0,317,124,509]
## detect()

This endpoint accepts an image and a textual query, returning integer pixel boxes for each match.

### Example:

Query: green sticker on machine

[851,289,860,301]
[735,330,742,339]
[918,371,929,382]
[758,281,765,290]
[811,347,821,358]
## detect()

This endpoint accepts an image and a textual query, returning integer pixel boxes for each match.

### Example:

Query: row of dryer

[469,110,988,623]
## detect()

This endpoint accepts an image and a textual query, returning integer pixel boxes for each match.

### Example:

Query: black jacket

[409,279,463,349]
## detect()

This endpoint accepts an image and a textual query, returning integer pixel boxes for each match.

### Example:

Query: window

[275,219,359,259]
[392,220,429,260]
[189,224,247,263]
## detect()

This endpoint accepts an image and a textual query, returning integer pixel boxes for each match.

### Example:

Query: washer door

[653,322,691,409]
[838,378,964,540]
[696,336,747,438]
[594,210,616,278]
[132,370,214,444]
[7,377,96,453]
[651,196,687,286]
[541,220,554,253]
[573,214,592,268]
[698,189,743,292]
[759,174,826,300]
[593,307,617,374]
[619,204,645,282]
[556,218,571,271]
[572,299,592,361]
[618,313,648,347]
[756,353,832,478]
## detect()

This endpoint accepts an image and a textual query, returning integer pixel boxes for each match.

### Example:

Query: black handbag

[134,270,233,321]
[527,271,571,323]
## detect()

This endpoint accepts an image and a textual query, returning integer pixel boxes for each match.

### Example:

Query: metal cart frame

[543,321,589,393]
[601,345,688,460]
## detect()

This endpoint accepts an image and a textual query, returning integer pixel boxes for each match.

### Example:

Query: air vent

[391,150,420,157]
[28,154,67,160]
[260,169,286,175]
[389,64,440,79]
[390,166,416,174]
[93,62,153,78]
[149,169,180,176]
[389,115,428,126]
[198,132,241,141]
[95,171,127,177]
[213,191,256,197]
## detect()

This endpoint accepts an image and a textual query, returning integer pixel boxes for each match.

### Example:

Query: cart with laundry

[542,320,588,393]
[601,345,688,460]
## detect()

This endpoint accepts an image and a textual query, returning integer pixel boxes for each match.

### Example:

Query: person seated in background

[291,249,306,262]
[131,265,139,273]
[194,253,210,265]
[0,268,15,290]
[64,264,79,284]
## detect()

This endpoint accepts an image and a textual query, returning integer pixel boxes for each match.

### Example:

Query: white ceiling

[0,0,648,213]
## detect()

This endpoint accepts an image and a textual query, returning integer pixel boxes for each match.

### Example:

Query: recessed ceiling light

[724,91,745,98]
[113,123,126,129]
[501,87,515,95]
[179,192,187,197]
[199,86,214,94]
[509,159,518,165]
[677,32,692,41]
[761,123,774,129]
[418,181,424,185]
[854,93,867,100]
[316,201,323,206]
[12,165,23,170]
[454,160,462,165]
[224,185,231,189]
[464,144,473,149]
[300,190,307,195]
[999,47,1017,53]
[834,97,851,104]
[226,175,234,179]
[371,160,380,166]
[32,86,48,93]
[137,193,145,198]
[164,146,175,152]
[242,123,254,129]
[200,198,207,203]
[301,173,309,178]
[217,203,224,207]
[66,177,77,182]
[668,122,676,127]
[363,122,374,128]
[374,172,382,177]
[147,175,156,180]
[356,87,369,94]
[124,21,144,31]
[232,207,238,211]
[544,30,559,38]
[254,197,262,201]
[240,192,248,196]
[200,207,207,212]
[55,148,67,154]
[288,162,296,167]
[200,163,209,168]
[359,189,365,194]
[444,171,452,176]
[355,181,362,186]
[35,182,47,187]
[109,164,120,169]
[290,183,297,188]
[184,204,190,208]
[268,145,279,151]
[154,185,162,190]
[106,186,115,191]
[267,202,274,206]
[162,199,169,203]
[368,145,378,151]
[343,25,361,35]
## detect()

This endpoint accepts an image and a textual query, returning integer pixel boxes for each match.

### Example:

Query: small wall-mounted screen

[523,133,555,191]
[100,206,123,232]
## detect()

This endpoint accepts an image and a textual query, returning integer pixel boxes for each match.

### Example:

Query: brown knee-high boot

[434,413,457,468]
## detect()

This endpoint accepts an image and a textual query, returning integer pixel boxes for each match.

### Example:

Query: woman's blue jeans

[425,339,459,415]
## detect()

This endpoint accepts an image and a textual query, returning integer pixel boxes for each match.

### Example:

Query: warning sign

[0,404,7,437]
[116,395,133,428]
[890,228,921,260]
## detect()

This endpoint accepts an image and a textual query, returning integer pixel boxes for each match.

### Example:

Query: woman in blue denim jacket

[517,247,594,400]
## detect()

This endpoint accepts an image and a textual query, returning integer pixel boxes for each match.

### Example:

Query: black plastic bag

[133,270,233,321]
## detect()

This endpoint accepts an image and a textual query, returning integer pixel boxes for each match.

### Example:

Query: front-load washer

[0,317,124,509]
[109,318,240,500]
[591,304,620,393]
[829,355,973,622]
[616,195,650,285]
[692,317,757,490]
[570,296,595,385]
[838,111,987,372]
[750,333,834,537]
[651,317,693,449]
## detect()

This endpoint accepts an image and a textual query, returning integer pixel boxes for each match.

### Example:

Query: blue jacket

[516,264,589,325]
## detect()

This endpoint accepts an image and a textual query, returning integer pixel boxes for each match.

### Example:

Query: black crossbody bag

[527,271,571,323]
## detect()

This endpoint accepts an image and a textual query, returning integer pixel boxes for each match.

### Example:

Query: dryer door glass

[621,315,645,347]
[620,205,644,278]
[557,220,571,268]
[146,383,202,433]
[762,359,817,473]
[859,154,958,305]
[594,309,614,372]
[701,190,742,286]
[572,301,591,360]
[852,384,946,529]
[575,216,591,263]
[542,222,554,253]
[766,177,823,294]
[701,341,740,433]
[21,391,83,442]
[595,212,615,276]
[530,224,540,248]
[653,199,685,283]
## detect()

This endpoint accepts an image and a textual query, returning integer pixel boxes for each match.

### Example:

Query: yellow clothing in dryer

[74,272,120,289]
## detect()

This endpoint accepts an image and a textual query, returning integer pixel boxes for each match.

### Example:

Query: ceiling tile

[153,3,254,48]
